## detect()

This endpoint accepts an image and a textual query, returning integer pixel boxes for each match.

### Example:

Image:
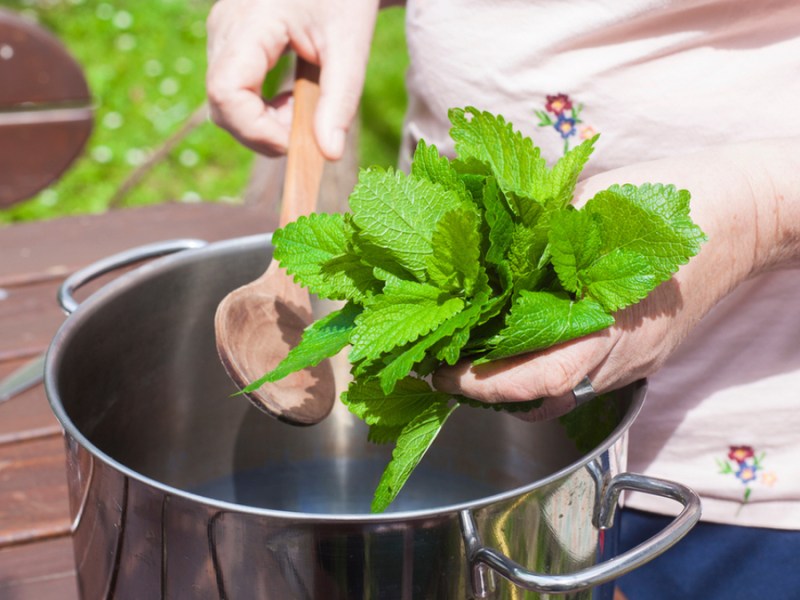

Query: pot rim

[45,235,646,523]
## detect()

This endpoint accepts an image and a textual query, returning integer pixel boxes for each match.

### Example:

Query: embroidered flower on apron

[717,445,778,504]
[535,93,595,155]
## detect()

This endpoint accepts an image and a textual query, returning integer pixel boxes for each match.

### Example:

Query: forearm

[674,137,800,329]
[732,137,800,274]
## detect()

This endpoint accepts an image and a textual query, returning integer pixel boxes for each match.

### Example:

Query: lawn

[0,1,408,223]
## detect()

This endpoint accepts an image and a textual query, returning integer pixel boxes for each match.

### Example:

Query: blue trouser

[616,508,800,599]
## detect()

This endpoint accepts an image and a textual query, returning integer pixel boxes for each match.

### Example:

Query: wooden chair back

[0,9,93,208]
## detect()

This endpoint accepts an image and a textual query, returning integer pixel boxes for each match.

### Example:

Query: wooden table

[0,202,275,599]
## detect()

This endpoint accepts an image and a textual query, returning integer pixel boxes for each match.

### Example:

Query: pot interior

[50,236,635,515]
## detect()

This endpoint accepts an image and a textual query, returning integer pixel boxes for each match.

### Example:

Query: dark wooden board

[0,9,93,207]
[0,279,64,362]
[0,10,90,107]
[0,117,93,208]
[0,201,275,284]
[0,435,71,548]
[0,203,275,360]
[0,358,61,445]
[0,536,78,600]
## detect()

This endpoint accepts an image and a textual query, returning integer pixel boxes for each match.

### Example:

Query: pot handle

[58,239,207,314]
[460,472,701,597]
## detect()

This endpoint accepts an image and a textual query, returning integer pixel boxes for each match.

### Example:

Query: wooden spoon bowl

[214,60,336,425]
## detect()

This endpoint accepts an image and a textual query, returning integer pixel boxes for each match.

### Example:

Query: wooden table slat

[0,279,64,361]
[0,358,61,445]
[0,201,275,282]
[0,536,78,600]
[0,435,71,548]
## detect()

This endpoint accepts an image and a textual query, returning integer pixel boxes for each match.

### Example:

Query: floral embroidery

[555,115,577,140]
[717,445,776,503]
[536,93,592,155]
[545,93,573,114]
[761,471,778,487]
[579,125,597,140]
[728,446,754,463]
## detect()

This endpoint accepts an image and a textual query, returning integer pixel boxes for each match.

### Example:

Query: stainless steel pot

[45,236,700,600]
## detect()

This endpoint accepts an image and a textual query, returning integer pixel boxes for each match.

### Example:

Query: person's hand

[433,139,800,420]
[206,0,380,159]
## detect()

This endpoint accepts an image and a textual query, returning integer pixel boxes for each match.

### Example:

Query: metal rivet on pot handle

[460,473,701,596]
[58,239,208,315]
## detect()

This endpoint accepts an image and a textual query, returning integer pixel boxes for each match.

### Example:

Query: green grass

[0,1,407,223]
[361,7,409,169]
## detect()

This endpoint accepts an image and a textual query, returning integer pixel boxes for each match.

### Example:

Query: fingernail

[325,128,345,159]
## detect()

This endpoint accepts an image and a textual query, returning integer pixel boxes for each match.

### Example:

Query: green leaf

[477,284,512,325]
[548,208,602,294]
[488,260,514,299]
[449,107,549,208]
[479,292,615,362]
[580,249,657,312]
[505,192,545,227]
[412,355,441,377]
[342,376,452,427]
[481,177,515,267]
[349,277,465,362]
[550,187,695,312]
[450,157,491,204]
[411,139,473,206]
[433,328,471,365]
[367,424,405,445]
[372,400,457,512]
[321,251,383,303]
[546,135,598,209]
[245,302,361,391]
[585,184,706,283]
[349,167,466,281]
[425,208,483,295]
[320,254,382,304]
[450,108,597,216]
[507,224,550,293]
[459,277,513,356]
[273,213,370,300]
[451,156,492,177]
[351,234,415,283]
[378,300,487,393]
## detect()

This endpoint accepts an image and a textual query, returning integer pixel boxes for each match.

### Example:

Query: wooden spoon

[214,59,336,425]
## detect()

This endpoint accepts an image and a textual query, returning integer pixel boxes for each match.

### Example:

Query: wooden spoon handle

[279,58,325,228]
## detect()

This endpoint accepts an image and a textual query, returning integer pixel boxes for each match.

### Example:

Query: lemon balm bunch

[250,107,705,512]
